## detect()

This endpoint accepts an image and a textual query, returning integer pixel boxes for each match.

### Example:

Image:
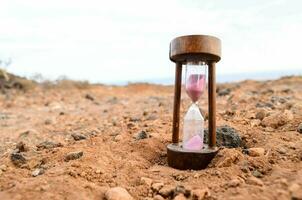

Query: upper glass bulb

[185,61,207,103]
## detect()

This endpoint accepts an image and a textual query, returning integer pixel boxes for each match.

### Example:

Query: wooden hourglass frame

[167,35,221,170]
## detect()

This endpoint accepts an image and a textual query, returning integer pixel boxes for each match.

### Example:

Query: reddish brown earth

[0,76,301,200]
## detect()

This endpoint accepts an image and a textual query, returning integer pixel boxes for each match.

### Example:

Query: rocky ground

[0,74,301,200]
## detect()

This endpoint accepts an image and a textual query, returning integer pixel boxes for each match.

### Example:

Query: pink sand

[186,74,206,102]
[183,135,203,150]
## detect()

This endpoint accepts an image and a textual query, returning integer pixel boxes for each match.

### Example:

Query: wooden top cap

[169,35,221,63]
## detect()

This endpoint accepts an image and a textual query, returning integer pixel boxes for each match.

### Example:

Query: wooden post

[208,61,216,148]
[172,62,182,144]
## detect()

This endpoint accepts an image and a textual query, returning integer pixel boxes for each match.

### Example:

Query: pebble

[85,94,94,101]
[32,168,45,177]
[64,151,83,162]
[256,102,275,109]
[271,96,287,104]
[134,131,149,140]
[114,135,123,142]
[297,123,302,134]
[153,195,165,200]
[140,177,153,187]
[10,152,26,167]
[250,119,261,127]
[212,148,244,168]
[261,110,293,129]
[151,182,164,192]
[0,164,7,172]
[107,97,118,104]
[217,88,231,96]
[204,125,242,148]
[71,133,87,141]
[191,188,209,200]
[105,187,133,200]
[248,148,265,157]
[173,185,190,197]
[95,168,103,174]
[289,183,302,200]
[159,185,174,197]
[37,141,63,150]
[173,194,186,200]
[129,116,140,122]
[227,179,241,187]
[16,141,28,152]
[44,119,53,125]
[246,176,264,186]
[255,110,266,120]
[277,147,287,154]
[252,170,263,178]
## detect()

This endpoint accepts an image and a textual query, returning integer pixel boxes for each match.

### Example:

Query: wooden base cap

[167,143,218,170]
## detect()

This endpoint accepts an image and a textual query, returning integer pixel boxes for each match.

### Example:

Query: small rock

[159,185,174,197]
[261,110,293,129]
[255,110,266,120]
[252,170,263,178]
[114,135,123,142]
[44,119,53,125]
[250,119,261,127]
[289,183,302,200]
[129,116,140,122]
[0,164,7,172]
[146,114,158,121]
[173,194,186,200]
[227,179,241,187]
[211,149,244,168]
[292,191,302,200]
[85,94,94,101]
[153,195,165,200]
[172,173,188,181]
[289,183,300,193]
[95,168,103,174]
[271,96,287,104]
[256,102,275,109]
[246,176,264,186]
[134,131,149,140]
[204,125,242,148]
[15,141,28,152]
[248,148,265,157]
[261,89,274,94]
[151,182,164,192]
[240,165,249,173]
[37,141,63,150]
[217,88,231,96]
[105,187,133,200]
[173,185,190,197]
[191,188,209,200]
[297,123,302,134]
[32,168,45,177]
[71,133,87,141]
[140,177,153,187]
[107,97,118,104]
[277,147,287,154]
[10,152,26,167]
[64,151,83,162]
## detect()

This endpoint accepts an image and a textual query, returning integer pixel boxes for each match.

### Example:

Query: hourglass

[167,35,221,170]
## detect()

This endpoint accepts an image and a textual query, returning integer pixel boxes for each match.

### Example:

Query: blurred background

[0,0,301,85]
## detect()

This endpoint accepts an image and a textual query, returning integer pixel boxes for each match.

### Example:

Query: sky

[0,0,301,84]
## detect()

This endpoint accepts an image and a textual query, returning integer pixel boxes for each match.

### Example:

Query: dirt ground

[0,76,301,200]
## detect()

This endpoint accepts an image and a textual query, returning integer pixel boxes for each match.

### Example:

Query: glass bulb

[182,61,207,151]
